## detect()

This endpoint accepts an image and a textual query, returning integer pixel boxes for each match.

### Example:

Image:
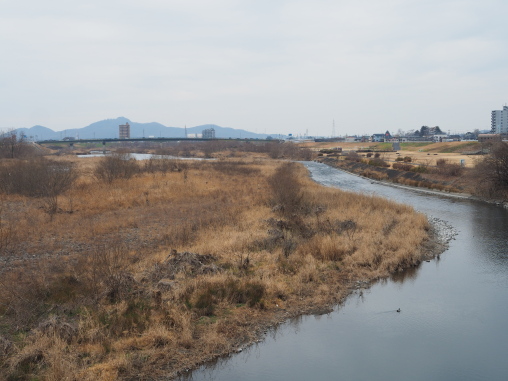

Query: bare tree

[0,130,35,159]
[474,142,508,196]
[0,196,13,257]
[483,142,508,187]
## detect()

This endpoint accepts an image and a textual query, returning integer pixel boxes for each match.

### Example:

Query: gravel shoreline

[427,216,458,249]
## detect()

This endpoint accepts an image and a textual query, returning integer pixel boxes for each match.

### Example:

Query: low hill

[10,117,270,140]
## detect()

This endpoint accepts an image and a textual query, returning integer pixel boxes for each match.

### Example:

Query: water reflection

[389,265,420,284]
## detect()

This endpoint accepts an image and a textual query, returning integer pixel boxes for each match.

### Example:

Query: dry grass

[0,154,436,380]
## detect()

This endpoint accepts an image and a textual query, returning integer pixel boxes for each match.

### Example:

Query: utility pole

[332,119,336,138]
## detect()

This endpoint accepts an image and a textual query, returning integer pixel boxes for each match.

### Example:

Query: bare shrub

[345,151,361,162]
[368,158,389,167]
[392,162,413,171]
[267,143,314,160]
[268,162,307,217]
[0,158,78,217]
[473,142,508,196]
[82,242,136,303]
[142,157,187,175]
[0,198,14,257]
[0,131,38,159]
[434,159,463,177]
[94,153,139,183]
[410,165,428,173]
[191,278,265,316]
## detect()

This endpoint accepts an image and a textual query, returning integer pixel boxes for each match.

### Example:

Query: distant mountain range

[10,117,272,140]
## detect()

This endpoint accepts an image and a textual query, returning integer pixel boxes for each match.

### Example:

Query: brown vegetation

[0,152,436,380]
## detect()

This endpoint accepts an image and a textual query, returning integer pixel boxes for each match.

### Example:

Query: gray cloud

[1,0,507,135]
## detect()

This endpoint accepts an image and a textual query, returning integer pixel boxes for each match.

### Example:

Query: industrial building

[202,127,215,139]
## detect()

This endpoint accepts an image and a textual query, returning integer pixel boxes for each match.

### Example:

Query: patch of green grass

[400,142,433,150]
[372,143,393,151]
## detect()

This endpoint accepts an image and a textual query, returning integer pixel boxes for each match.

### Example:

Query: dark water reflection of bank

[179,162,508,381]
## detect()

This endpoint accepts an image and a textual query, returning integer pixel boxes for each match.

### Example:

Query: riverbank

[171,214,457,380]
[0,157,453,380]
[317,157,508,209]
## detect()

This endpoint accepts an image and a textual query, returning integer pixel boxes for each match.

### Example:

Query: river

[182,161,508,381]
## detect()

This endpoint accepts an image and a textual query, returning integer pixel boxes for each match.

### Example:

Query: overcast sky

[1,0,507,136]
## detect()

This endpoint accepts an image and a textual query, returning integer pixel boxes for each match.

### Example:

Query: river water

[182,161,508,381]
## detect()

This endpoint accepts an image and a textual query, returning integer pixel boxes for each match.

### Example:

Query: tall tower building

[491,106,508,134]
[202,127,215,139]
[119,122,130,139]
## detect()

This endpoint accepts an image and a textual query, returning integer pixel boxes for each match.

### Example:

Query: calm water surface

[183,162,508,381]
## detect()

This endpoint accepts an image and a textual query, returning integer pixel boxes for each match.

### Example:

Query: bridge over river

[37,137,276,147]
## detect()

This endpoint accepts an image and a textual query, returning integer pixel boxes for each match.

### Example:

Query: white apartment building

[491,105,508,134]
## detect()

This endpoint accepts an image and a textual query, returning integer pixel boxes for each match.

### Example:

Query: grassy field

[0,153,438,380]
[301,141,484,168]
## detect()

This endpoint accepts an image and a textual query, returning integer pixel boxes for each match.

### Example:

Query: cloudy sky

[1,0,507,136]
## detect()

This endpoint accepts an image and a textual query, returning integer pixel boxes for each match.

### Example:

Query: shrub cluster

[392,162,413,171]
[345,151,362,162]
[94,153,139,183]
[0,158,77,216]
[190,278,265,316]
[268,162,307,217]
[367,158,389,167]
[434,158,463,177]
[0,132,38,159]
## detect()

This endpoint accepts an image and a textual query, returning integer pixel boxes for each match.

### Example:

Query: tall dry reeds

[0,155,434,380]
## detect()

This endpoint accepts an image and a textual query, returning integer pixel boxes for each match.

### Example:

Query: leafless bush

[345,151,361,162]
[434,159,463,176]
[0,158,78,217]
[142,157,187,175]
[268,162,308,217]
[267,142,314,160]
[473,142,508,196]
[392,162,413,171]
[0,198,14,257]
[0,131,38,159]
[94,153,139,183]
[83,243,136,303]
[368,158,390,167]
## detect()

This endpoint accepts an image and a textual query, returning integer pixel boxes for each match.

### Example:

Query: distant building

[491,105,508,134]
[478,134,502,143]
[371,130,391,142]
[202,127,215,139]
[119,122,130,139]
[371,134,384,142]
